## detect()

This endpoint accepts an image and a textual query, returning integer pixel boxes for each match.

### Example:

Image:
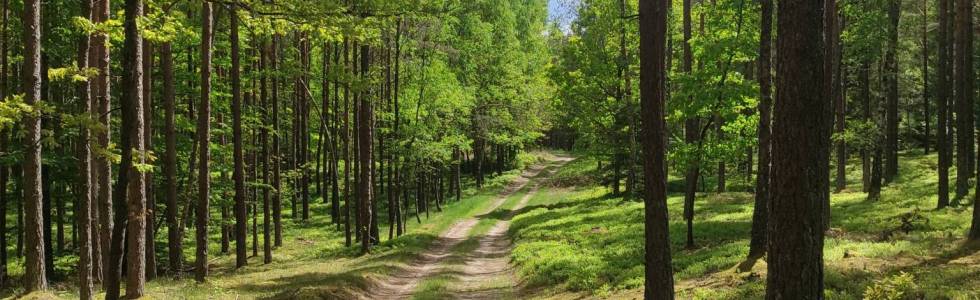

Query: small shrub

[862,272,919,300]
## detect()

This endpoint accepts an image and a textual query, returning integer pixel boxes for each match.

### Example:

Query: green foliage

[862,272,918,300]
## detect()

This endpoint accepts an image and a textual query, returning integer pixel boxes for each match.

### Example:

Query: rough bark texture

[123,0,148,296]
[93,0,113,285]
[637,0,675,298]
[231,3,248,269]
[883,0,900,183]
[936,0,950,209]
[958,0,978,239]
[766,0,827,298]
[22,0,47,291]
[76,1,94,297]
[161,42,182,275]
[196,2,213,282]
[953,0,974,199]
[748,0,772,259]
[358,44,374,253]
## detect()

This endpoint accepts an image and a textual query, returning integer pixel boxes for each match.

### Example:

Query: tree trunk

[272,34,283,247]
[230,3,247,269]
[343,38,353,247]
[955,0,978,239]
[141,16,156,281]
[936,0,951,209]
[261,39,273,264]
[161,41,182,275]
[883,0,900,183]
[123,0,148,295]
[76,1,95,297]
[860,62,872,192]
[21,0,47,291]
[637,0,674,298]
[196,1,213,282]
[93,0,114,283]
[748,0,772,259]
[358,43,374,252]
[823,0,838,230]
[832,2,847,193]
[766,0,827,298]
[921,0,929,155]
[682,0,699,250]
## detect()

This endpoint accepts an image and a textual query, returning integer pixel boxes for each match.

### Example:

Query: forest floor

[508,151,980,299]
[6,150,980,299]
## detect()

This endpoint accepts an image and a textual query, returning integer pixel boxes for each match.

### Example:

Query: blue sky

[548,0,578,32]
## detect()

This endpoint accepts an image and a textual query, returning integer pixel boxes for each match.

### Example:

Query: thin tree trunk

[76,0,95,297]
[94,0,113,285]
[823,0,839,229]
[161,42,181,275]
[936,0,951,209]
[921,0,929,155]
[748,0,772,259]
[272,34,283,247]
[955,0,978,239]
[682,0,698,250]
[230,2,247,269]
[261,39,272,263]
[637,0,674,298]
[195,1,213,282]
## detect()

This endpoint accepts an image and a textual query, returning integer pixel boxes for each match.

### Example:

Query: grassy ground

[509,152,980,299]
[0,151,554,299]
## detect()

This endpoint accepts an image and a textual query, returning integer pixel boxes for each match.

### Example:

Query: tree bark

[261,39,273,264]
[823,0,839,229]
[955,0,978,239]
[230,2,248,269]
[272,34,283,247]
[748,0,772,259]
[93,0,112,285]
[766,0,827,298]
[637,0,674,298]
[681,0,699,250]
[21,0,47,291]
[936,0,951,209]
[358,43,374,252]
[123,0,148,295]
[76,0,95,297]
[196,1,213,282]
[883,0,900,183]
[161,41,181,275]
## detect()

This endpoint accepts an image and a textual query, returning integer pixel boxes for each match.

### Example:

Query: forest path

[364,155,572,300]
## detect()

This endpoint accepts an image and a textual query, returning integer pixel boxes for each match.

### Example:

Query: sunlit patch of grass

[509,153,980,299]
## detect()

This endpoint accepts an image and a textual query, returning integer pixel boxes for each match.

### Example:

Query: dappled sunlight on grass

[508,154,980,299]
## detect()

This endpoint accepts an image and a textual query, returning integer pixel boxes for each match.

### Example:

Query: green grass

[0,153,552,299]
[508,151,980,299]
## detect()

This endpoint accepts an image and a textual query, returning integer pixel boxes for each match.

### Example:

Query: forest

[0,0,976,299]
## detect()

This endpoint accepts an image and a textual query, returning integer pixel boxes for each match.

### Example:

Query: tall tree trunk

[955,0,979,239]
[883,0,900,183]
[767,0,828,298]
[823,0,838,230]
[861,61,872,192]
[637,0,674,298]
[141,13,156,280]
[358,43,373,253]
[0,0,9,286]
[76,0,95,297]
[261,39,273,263]
[93,0,112,285]
[936,0,951,209]
[21,0,47,291]
[748,0,772,259]
[161,42,181,275]
[230,2,248,269]
[682,0,698,250]
[343,38,352,247]
[272,34,283,247]
[195,1,213,282]
[921,0,929,155]
[833,3,847,193]
[123,0,148,295]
